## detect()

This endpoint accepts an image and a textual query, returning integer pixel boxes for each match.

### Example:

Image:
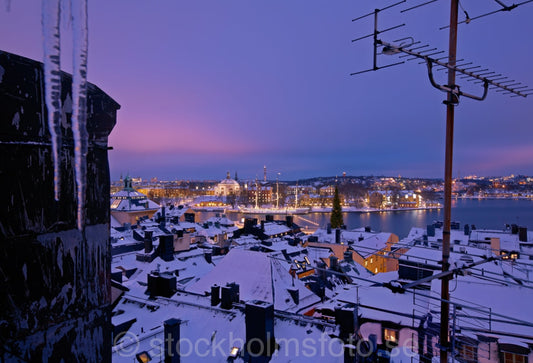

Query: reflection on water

[196,199,533,238]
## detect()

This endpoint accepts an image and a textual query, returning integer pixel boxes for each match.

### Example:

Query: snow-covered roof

[205,215,235,227]
[352,233,394,258]
[111,189,146,199]
[232,235,261,247]
[112,293,342,362]
[188,249,272,301]
[110,214,121,228]
[110,196,159,211]
[263,222,291,237]
[112,251,218,296]
[218,178,239,186]
[154,205,193,219]
[312,228,384,245]
[187,249,320,312]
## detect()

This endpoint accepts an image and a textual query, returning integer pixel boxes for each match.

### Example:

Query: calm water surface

[197,199,533,239]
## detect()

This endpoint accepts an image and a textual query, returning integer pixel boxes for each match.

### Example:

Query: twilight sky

[1,1,532,181]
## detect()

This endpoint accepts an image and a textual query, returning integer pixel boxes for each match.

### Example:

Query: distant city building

[214,172,241,197]
[319,185,336,196]
[248,184,273,206]
[110,176,159,225]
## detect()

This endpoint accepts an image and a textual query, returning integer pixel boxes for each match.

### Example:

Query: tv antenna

[350,1,532,362]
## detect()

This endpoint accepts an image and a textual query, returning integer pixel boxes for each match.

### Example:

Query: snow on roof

[312,228,387,246]
[430,273,533,347]
[316,283,420,328]
[306,246,334,263]
[112,293,342,362]
[110,198,159,212]
[112,251,217,297]
[154,205,193,219]
[260,240,304,255]
[263,222,291,237]
[187,249,320,312]
[110,214,121,228]
[352,233,393,258]
[205,215,235,227]
[232,235,261,246]
[111,189,146,198]
[201,224,238,238]
[188,249,273,302]
[270,257,321,312]
[470,229,527,251]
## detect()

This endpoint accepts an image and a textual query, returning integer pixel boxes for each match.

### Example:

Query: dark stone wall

[0,51,119,362]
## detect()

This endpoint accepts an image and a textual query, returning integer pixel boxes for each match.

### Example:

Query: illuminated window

[364,261,367,266]
[110,199,121,209]
[374,268,378,273]
[135,352,151,363]
[459,344,477,362]
[229,346,240,358]
[503,352,526,363]
[384,328,398,343]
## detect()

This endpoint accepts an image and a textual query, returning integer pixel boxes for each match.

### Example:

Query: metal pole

[451,304,457,360]
[373,9,378,70]
[441,1,459,362]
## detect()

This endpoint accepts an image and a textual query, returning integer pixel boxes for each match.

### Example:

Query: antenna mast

[350,1,532,361]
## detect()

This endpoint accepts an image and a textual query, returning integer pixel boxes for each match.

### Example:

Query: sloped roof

[263,222,291,236]
[187,249,320,311]
[352,233,394,258]
[188,249,273,302]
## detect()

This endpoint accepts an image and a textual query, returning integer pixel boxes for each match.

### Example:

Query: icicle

[42,0,62,201]
[71,0,88,231]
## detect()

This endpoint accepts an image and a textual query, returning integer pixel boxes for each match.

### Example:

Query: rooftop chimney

[335,228,341,244]
[245,300,275,360]
[144,230,153,253]
[285,215,293,226]
[158,234,174,262]
[164,318,181,363]
[344,250,353,262]
[220,283,240,309]
[147,272,176,298]
[519,227,528,242]
[211,284,220,306]
[427,224,436,237]
[244,218,256,234]
[335,303,358,342]
[329,256,338,270]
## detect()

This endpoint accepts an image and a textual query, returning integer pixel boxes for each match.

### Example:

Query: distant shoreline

[213,205,443,215]
[307,206,442,214]
[456,196,533,200]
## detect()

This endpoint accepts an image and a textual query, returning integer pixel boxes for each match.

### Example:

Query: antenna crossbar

[377,39,529,97]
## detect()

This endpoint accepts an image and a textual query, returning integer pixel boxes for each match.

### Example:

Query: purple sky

[2,1,532,181]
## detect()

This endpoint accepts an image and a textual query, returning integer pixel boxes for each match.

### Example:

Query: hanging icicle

[71,0,89,231]
[42,0,62,201]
